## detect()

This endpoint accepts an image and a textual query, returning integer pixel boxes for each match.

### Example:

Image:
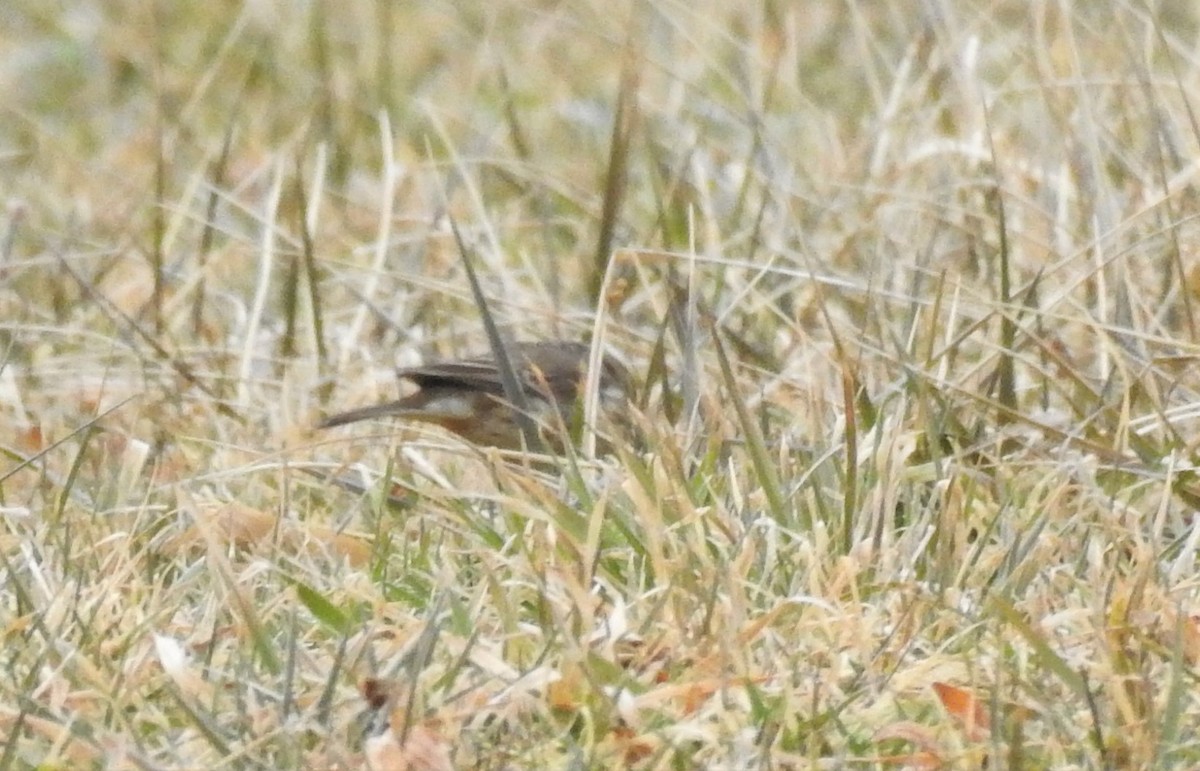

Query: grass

[3,0,1200,768]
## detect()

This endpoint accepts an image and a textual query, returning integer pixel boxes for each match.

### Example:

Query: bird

[318,340,631,450]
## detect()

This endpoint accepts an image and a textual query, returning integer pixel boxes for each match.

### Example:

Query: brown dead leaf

[1186,615,1200,666]
[547,662,584,713]
[15,424,44,453]
[357,678,452,771]
[161,502,370,566]
[1159,610,1200,666]
[361,677,394,711]
[612,723,656,766]
[932,682,989,741]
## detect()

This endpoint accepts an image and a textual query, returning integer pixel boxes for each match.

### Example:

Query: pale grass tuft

[3,0,1200,767]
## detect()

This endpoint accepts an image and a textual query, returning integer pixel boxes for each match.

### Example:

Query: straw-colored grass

[3,1,1200,768]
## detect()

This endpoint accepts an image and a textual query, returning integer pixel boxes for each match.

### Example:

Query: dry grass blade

[590,21,641,305]
[984,110,1017,422]
[53,254,245,423]
[988,598,1086,698]
[7,2,1200,767]
[450,216,542,453]
[191,121,235,336]
[236,159,284,407]
[708,318,792,528]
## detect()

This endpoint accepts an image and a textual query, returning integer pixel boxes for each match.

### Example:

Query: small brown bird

[318,341,631,450]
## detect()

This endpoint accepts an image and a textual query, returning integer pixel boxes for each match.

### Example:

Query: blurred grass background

[4,0,1200,768]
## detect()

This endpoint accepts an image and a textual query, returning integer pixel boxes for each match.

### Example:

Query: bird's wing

[398,342,588,397]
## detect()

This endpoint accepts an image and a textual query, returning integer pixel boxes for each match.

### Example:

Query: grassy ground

[3,1,1200,768]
